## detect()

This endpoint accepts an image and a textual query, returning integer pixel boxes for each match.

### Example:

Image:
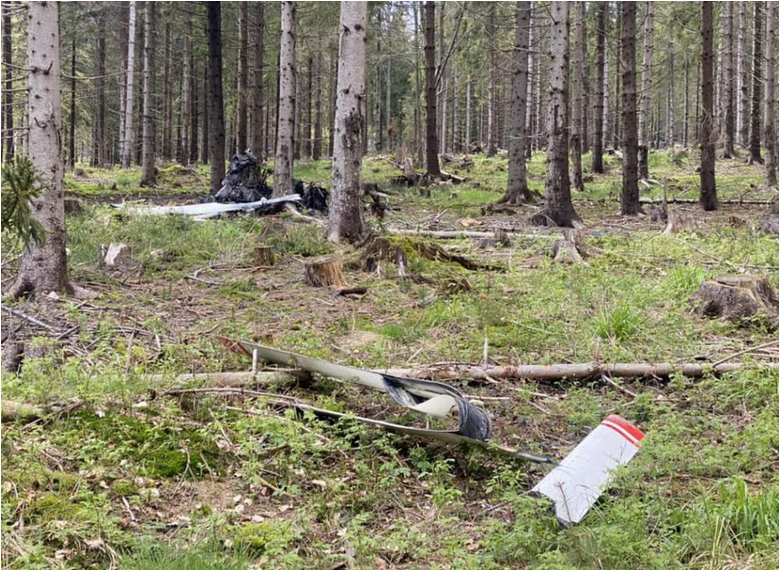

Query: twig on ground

[712,340,779,367]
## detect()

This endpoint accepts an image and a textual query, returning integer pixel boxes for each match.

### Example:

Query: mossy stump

[304,255,345,287]
[692,274,779,328]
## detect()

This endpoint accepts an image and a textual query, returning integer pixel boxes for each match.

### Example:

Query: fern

[1,154,47,247]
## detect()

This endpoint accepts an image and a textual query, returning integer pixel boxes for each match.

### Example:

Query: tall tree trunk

[747,2,763,164]
[2,1,14,163]
[638,1,653,179]
[736,2,748,148]
[502,1,533,205]
[700,2,718,210]
[139,2,156,187]
[304,57,312,158]
[667,45,675,149]
[486,3,497,157]
[327,1,367,244]
[91,14,106,167]
[249,3,265,159]
[10,1,71,298]
[313,52,323,160]
[412,1,423,163]
[763,2,777,186]
[121,1,137,168]
[684,58,690,146]
[621,2,640,215]
[178,9,192,166]
[235,2,248,155]
[603,7,612,151]
[440,74,448,154]
[592,2,607,173]
[465,80,471,150]
[68,37,76,169]
[535,1,580,228]
[274,1,296,196]
[612,2,621,150]
[207,1,225,192]
[190,50,198,164]
[201,64,209,165]
[451,64,459,152]
[720,2,735,158]
[570,1,585,192]
[161,22,172,161]
[581,4,590,154]
[328,52,336,157]
[424,1,440,177]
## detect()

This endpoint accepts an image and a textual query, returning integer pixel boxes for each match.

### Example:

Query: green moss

[110,478,138,497]
[29,493,76,522]
[233,521,300,557]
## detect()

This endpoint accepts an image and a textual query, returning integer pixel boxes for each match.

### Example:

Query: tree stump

[254,244,276,267]
[759,203,779,235]
[692,274,778,327]
[100,243,132,268]
[304,255,346,287]
[663,209,698,234]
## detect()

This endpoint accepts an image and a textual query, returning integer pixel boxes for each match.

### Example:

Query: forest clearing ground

[1,151,778,569]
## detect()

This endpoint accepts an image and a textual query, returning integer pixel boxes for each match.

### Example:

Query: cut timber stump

[304,255,346,287]
[100,243,132,268]
[254,244,276,267]
[692,274,779,328]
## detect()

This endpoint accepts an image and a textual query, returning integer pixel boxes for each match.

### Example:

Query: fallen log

[378,361,778,382]
[143,370,308,387]
[640,198,776,206]
[390,229,561,241]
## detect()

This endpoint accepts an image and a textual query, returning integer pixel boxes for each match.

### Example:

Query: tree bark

[274,1,296,196]
[502,2,534,205]
[139,1,156,187]
[249,2,265,160]
[638,1,653,179]
[2,1,14,163]
[591,2,607,173]
[412,2,423,164]
[684,58,690,146]
[621,2,640,216]
[763,2,777,186]
[747,2,763,164]
[736,2,748,148]
[534,1,580,228]
[207,1,225,193]
[486,3,497,157]
[313,52,322,160]
[162,22,172,161]
[424,1,441,177]
[235,2,248,155]
[120,1,137,168]
[720,2,735,158]
[570,1,585,192]
[178,8,192,166]
[201,63,209,165]
[304,56,312,158]
[326,1,367,244]
[10,1,71,298]
[700,2,718,210]
[68,37,76,169]
[91,13,106,168]
[612,2,621,150]
[667,44,675,149]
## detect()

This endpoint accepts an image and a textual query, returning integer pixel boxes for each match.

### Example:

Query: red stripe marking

[601,420,641,447]
[603,414,645,443]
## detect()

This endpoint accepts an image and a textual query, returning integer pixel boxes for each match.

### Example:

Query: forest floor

[1,149,779,569]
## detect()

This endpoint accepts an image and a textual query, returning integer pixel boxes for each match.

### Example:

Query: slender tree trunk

[736,2,748,148]
[667,45,675,149]
[424,1,441,177]
[201,64,209,165]
[720,2,735,158]
[451,64,459,152]
[700,2,718,210]
[10,1,71,298]
[160,22,171,161]
[207,2,225,192]
[303,57,312,158]
[68,37,76,169]
[603,8,612,151]
[502,1,533,205]
[592,2,607,173]
[465,80,471,150]
[327,1,367,244]
[747,2,763,164]
[178,9,192,166]
[274,1,296,196]
[91,14,106,167]
[613,3,622,150]
[638,2,653,179]
[763,2,777,186]
[2,1,14,163]
[581,4,590,155]
[570,1,585,192]
[684,58,690,146]
[139,2,156,187]
[248,3,264,160]
[121,1,137,168]
[328,53,337,157]
[535,1,580,228]
[234,2,248,156]
[487,3,497,157]
[312,52,323,161]
[413,2,422,163]
[621,2,640,215]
